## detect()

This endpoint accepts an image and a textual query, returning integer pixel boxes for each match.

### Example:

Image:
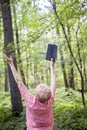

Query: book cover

[46,44,58,61]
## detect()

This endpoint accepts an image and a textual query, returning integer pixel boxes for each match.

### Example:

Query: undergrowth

[0,92,26,130]
[53,88,87,130]
[0,88,87,130]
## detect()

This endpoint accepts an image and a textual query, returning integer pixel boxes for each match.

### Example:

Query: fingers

[3,53,12,61]
[10,55,12,59]
[51,58,53,61]
[51,58,55,63]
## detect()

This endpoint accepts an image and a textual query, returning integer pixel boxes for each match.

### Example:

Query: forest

[0,0,87,130]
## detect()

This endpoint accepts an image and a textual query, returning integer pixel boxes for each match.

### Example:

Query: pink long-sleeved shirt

[18,83,55,130]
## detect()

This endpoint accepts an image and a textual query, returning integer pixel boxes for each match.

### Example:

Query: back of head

[35,83,51,103]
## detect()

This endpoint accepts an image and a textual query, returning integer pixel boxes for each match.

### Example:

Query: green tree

[1,0,23,114]
[50,0,86,106]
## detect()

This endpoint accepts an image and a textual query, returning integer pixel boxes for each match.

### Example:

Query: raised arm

[50,59,56,98]
[3,54,33,103]
[3,54,22,86]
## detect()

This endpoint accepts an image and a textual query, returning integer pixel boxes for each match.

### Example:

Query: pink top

[18,83,56,130]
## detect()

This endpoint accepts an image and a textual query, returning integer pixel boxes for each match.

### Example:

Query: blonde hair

[35,83,51,103]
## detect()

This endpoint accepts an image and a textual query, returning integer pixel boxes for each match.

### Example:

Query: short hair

[35,83,51,103]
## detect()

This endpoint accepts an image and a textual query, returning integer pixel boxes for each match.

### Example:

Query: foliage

[0,88,87,130]
[0,0,87,128]
[54,88,87,130]
[0,92,26,130]
[0,0,87,92]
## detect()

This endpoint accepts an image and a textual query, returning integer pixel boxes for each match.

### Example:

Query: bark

[59,47,69,90]
[5,66,9,91]
[67,25,75,89]
[1,0,23,114]
[68,59,75,89]
[34,60,39,84]
[13,4,26,85]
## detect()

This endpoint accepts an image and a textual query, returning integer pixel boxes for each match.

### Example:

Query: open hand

[3,54,13,65]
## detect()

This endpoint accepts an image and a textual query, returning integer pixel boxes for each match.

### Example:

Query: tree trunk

[59,47,69,90]
[80,72,86,106]
[1,0,23,114]
[50,0,86,106]
[13,4,26,85]
[5,66,9,91]
[68,55,75,90]
[83,60,87,91]
[67,25,75,89]
[34,60,39,84]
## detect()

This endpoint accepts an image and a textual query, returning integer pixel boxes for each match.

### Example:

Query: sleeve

[18,82,34,104]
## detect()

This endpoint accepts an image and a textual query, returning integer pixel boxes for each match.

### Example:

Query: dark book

[46,44,58,61]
